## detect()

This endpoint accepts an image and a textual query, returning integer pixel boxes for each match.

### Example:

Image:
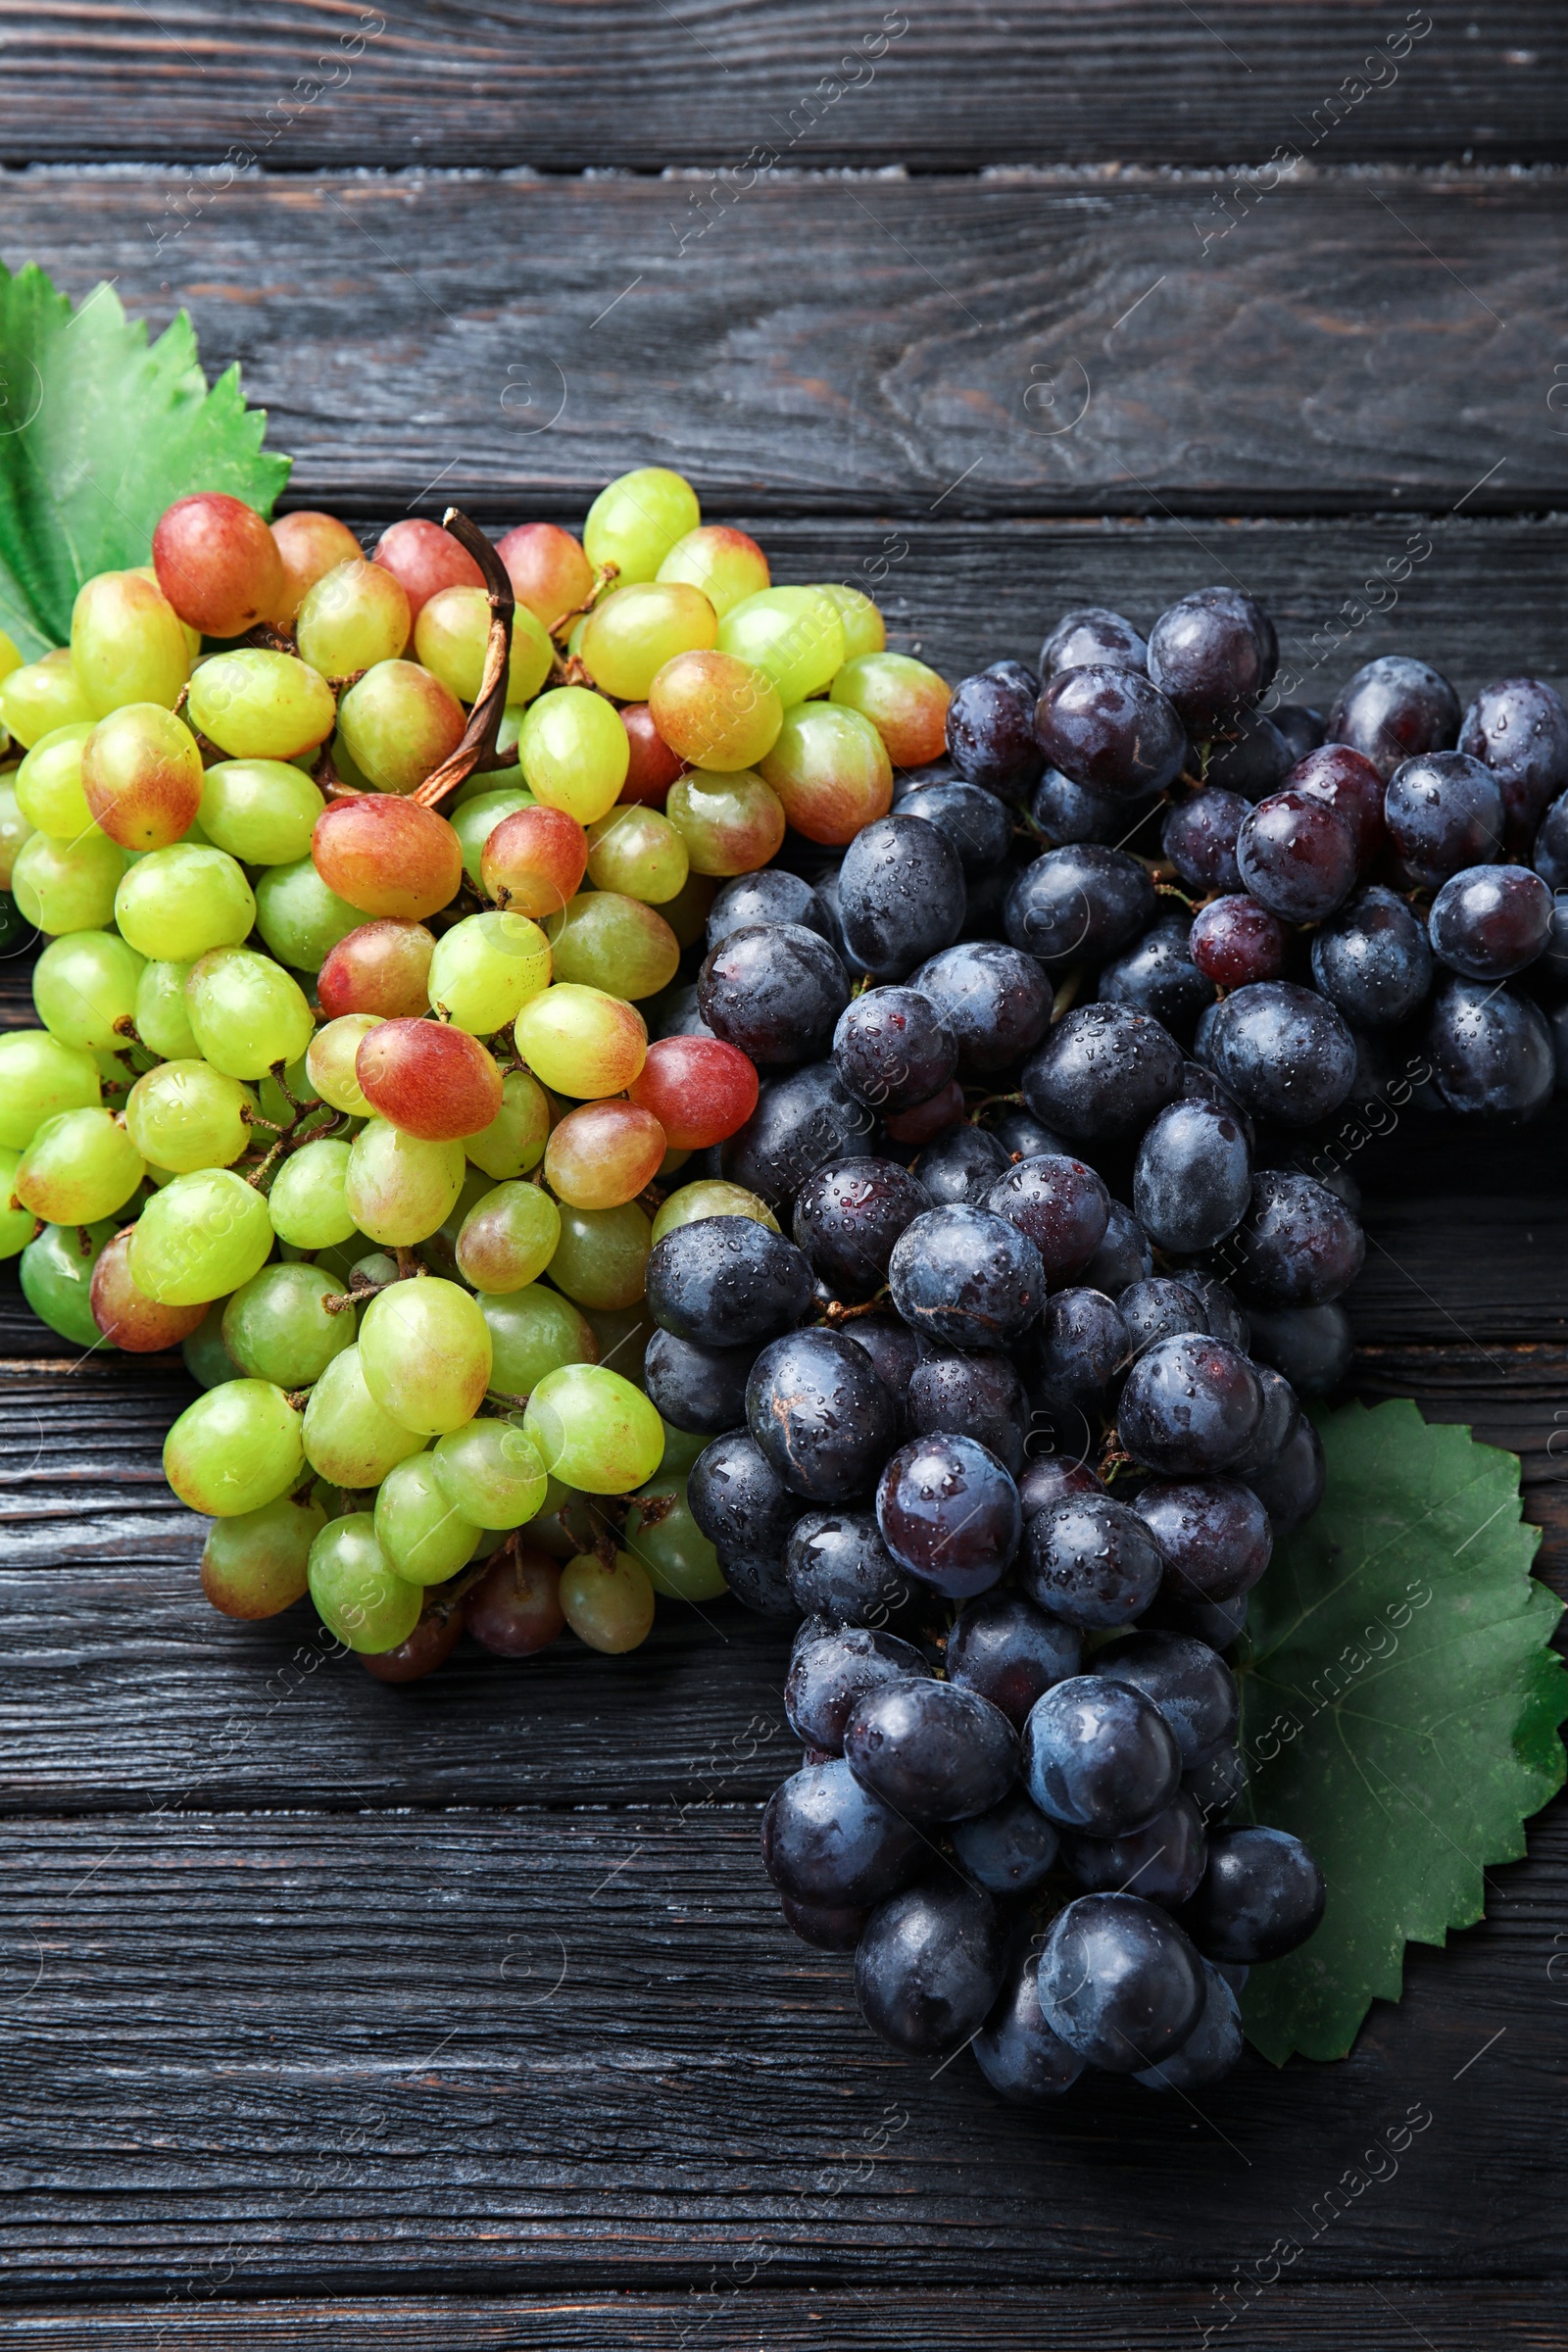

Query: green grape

[114,844,255,962]
[452,786,534,890]
[124,1058,252,1172]
[430,1417,549,1530]
[15,722,94,839]
[517,687,629,824]
[514,983,647,1099]
[296,558,412,678]
[583,467,701,586]
[656,1419,710,1478]
[350,1247,400,1288]
[579,582,717,702]
[580,1299,654,1387]
[0,1148,32,1257]
[345,1119,466,1245]
[455,1179,560,1295]
[358,1275,493,1434]
[664,768,786,877]
[434,1160,498,1258]
[198,760,325,866]
[425,909,552,1035]
[71,569,191,715]
[307,1234,361,1288]
[20,1218,118,1347]
[13,828,125,935]
[716,585,846,706]
[30,931,145,1054]
[187,649,337,761]
[306,1014,378,1114]
[624,1477,727,1601]
[0,779,33,889]
[127,1164,275,1304]
[584,805,690,905]
[164,1375,306,1517]
[650,1179,779,1247]
[134,959,199,1059]
[560,1549,656,1652]
[373,1451,482,1585]
[185,947,315,1080]
[221,1261,355,1388]
[547,1200,652,1309]
[656,523,770,617]
[301,1343,426,1487]
[254,857,364,971]
[466,1067,551,1179]
[15,1105,144,1224]
[201,1492,325,1618]
[544,891,678,1001]
[267,1137,356,1250]
[816,583,886,661]
[181,1297,240,1389]
[0,652,94,748]
[523,1362,664,1494]
[307,1513,422,1652]
[335,660,466,795]
[414,584,554,706]
[479,1282,597,1401]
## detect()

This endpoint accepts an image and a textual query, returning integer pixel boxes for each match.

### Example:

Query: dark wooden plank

[12,172,1568,515]
[2,4,1560,172]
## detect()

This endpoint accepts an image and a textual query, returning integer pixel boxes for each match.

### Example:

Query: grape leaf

[0,261,290,656]
[1238,1396,1566,2065]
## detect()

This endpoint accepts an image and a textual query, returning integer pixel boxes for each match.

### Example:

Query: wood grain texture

[1,4,1561,172]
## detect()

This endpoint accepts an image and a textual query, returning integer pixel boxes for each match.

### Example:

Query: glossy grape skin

[705,869,830,951]
[981,1152,1108,1286]
[114,844,252,963]
[830,1314,919,1438]
[697,921,851,1067]
[311,796,462,924]
[791,1155,930,1300]
[1184,1825,1326,1963]
[783,1511,907,1626]
[269,511,362,624]
[908,941,1053,1074]
[1131,1099,1251,1259]
[358,1275,492,1436]
[541,1100,663,1213]
[200,1491,323,1621]
[1282,742,1385,869]
[220,1263,354,1390]
[887,1205,1045,1352]
[778,1892,870,1950]
[462,1544,564,1657]
[80,703,205,853]
[309,1514,424,1654]
[1096,920,1216,1047]
[314,921,432,1023]
[762,1756,926,1912]
[1203,707,1292,801]
[354,1019,501,1144]
[875,1433,1020,1598]
[1004,842,1155,970]
[1028,765,1130,847]
[163,1377,306,1519]
[621,1039,756,1158]
[846,1678,1017,1824]
[1160,788,1247,894]
[15,721,94,841]
[14,1104,142,1224]
[524,1362,664,1494]
[1119,1333,1262,1476]
[1186,895,1283,995]
[912,1123,1009,1208]
[830,986,956,1119]
[947,1589,1082,1727]
[128,1165,274,1305]
[1236,1172,1365,1308]
[1090,1629,1238,1769]
[152,492,283,636]
[1309,884,1434,1029]
[1022,1676,1182,1839]
[826,653,950,771]
[1234,789,1356,923]
[857,1876,1007,2058]
[474,1285,595,1403]
[656,522,769,616]
[1134,1960,1244,2091]
[879,1079,963,1147]
[71,568,191,716]
[640,1327,751,1435]
[1035,663,1187,797]
[972,1946,1086,2101]
[747,1327,898,1503]
[372,516,483,620]
[1147,587,1272,728]
[1022,1003,1184,1148]
[1041,606,1147,679]
[833,814,965,982]
[19,1219,117,1348]
[689,1427,804,1567]
[515,985,648,1103]
[1115,1278,1204,1358]
[1201,980,1357,1127]
[645,1214,813,1350]
[1136,1477,1272,1605]
[894,778,1013,876]
[479,803,588,921]
[1039,1891,1206,2072]
[1062,1788,1207,1908]
[556,1546,656,1652]
[296,554,412,679]
[86,1230,206,1352]
[720,1057,879,1208]
[296,1344,422,1489]
[942,1789,1056,1898]
[1026,1288,1131,1416]
[1329,654,1460,781]
[0,1029,101,1150]
[1386,749,1504,886]
[1427,977,1554,1117]
[1429,862,1553,980]
[945,667,1045,798]
[492,519,591,628]
[906,1350,1027,1476]
[1460,674,1568,848]
[1019,1492,1159,1630]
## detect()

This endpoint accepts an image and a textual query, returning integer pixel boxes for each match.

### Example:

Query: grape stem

[548,561,619,647]
[322,1256,426,1315]
[1051,969,1084,1024]
[815,1293,890,1326]
[411,508,517,809]
[242,1071,350,1194]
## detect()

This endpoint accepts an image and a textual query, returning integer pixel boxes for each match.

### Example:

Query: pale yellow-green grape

[134,960,200,1060]
[544,891,679,1001]
[221,1261,354,1389]
[465,1068,552,1180]
[15,723,94,838]
[200,1493,324,1619]
[816,583,887,661]
[14,1105,144,1223]
[114,843,255,961]
[198,760,325,866]
[306,1014,378,1115]
[578,581,717,702]
[301,1344,426,1488]
[358,1275,493,1435]
[455,1179,562,1295]
[0,1149,36,1258]
[254,858,364,971]
[584,805,690,905]
[451,786,534,889]
[517,686,629,824]
[716,585,846,706]
[664,768,786,877]
[180,1297,239,1389]
[547,1200,652,1310]
[624,1478,727,1602]
[650,1180,779,1246]
[425,909,552,1035]
[187,649,337,762]
[0,652,94,749]
[0,1028,101,1150]
[335,659,466,795]
[126,562,201,662]
[127,1164,275,1304]
[185,948,315,1081]
[429,1164,494,1271]
[20,1218,118,1348]
[373,1451,482,1584]
[514,982,646,1098]
[560,1550,657,1652]
[31,931,145,1054]
[125,1059,252,1173]
[583,466,701,585]
[296,558,412,678]
[0,780,32,888]
[656,523,770,616]
[164,1377,307,1517]
[267,1137,357,1249]
[344,1119,466,1246]
[479,1283,598,1401]
[13,828,125,934]
[71,569,191,715]
[307,1514,422,1652]
[79,704,205,853]
[525,1363,664,1494]
[414,584,554,706]
[430,1417,548,1530]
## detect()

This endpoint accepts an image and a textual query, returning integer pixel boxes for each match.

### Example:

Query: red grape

[618,704,687,806]
[544,1099,667,1209]
[153,493,284,637]
[496,522,594,629]
[271,511,365,626]
[480,803,589,917]
[466,1544,565,1656]
[318,919,437,1019]
[361,1599,466,1682]
[372,518,483,621]
[90,1229,209,1351]
[1188,895,1287,988]
[313,795,464,921]
[357,1017,504,1140]
[1285,744,1386,867]
[627,1034,760,1149]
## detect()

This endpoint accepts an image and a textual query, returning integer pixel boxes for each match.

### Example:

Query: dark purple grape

[1329,654,1460,781]
[845,1678,1018,1823]
[1243,1404,1328,1521]
[761,1757,925,1907]
[883,1081,966,1148]
[1243,1306,1350,1405]
[1079,1199,1152,1293]
[950,1788,1060,1895]
[1535,789,1568,891]
[706,869,831,952]
[1017,1455,1104,1515]
[1062,1789,1207,1907]
[778,1892,869,1950]
[1189,893,1286,988]
[811,865,867,975]
[1184,1739,1248,1821]
[1310,884,1434,1030]
[1427,977,1554,1117]
[910,940,1054,1073]
[875,1433,1022,1598]
[1023,1492,1163,1629]
[643,1328,754,1435]
[647,981,714,1042]
[1272,703,1326,762]
[746,1328,899,1502]
[1147,587,1274,733]
[1184,1826,1326,1963]
[1118,1333,1263,1475]
[1021,1003,1184,1145]
[1385,750,1504,887]
[646,1216,813,1349]
[1235,1171,1365,1307]
[1040,605,1149,678]
[1161,788,1248,894]
[785,1511,909,1627]
[988,659,1042,698]
[1039,1890,1205,2071]
[1004,842,1157,968]
[907,1349,1028,1475]
[721,1060,877,1206]
[1203,706,1293,800]
[689,1429,805,1562]
[1022,1677,1182,1838]
[1227,1363,1298,1480]
[887,1204,1046,1350]
[986,1102,1070,1159]
[1134,1961,1244,2089]
[1026,1288,1130,1412]
[912,1122,1011,1208]
[1428,863,1553,980]
[698,921,851,1064]
[785,1618,933,1750]
[1135,1476,1272,1603]
[983,1152,1109,1282]
[856,1877,1007,2057]
[947,1587,1082,1726]
[1201,980,1357,1127]
[973,1945,1086,2101]
[1132,1098,1251,1255]
[837,1312,924,1433]
[1096,919,1217,1046]
[1090,1629,1239,1767]
[1119,1277,1209,1354]
[837,814,966,980]
[1285,742,1386,867]
[722,1552,799,1616]
[792,1155,931,1299]
[1034,663,1187,797]
[1178,1270,1250,1350]
[894,777,1013,873]
[946,668,1046,800]
[1032,765,1137,846]
[1459,675,1568,849]
[832,985,957,1115]
[1237,789,1356,922]
[1542,894,1568,987]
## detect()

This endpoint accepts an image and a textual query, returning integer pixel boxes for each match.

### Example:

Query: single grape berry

[1235,1171,1365,1307]
[688,1429,804,1562]
[761,1758,924,1908]
[876,1432,1022,1598]
[1133,1098,1251,1255]
[855,1877,1007,2057]
[909,941,1054,1072]
[1040,606,1148,678]
[1385,750,1504,887]
[1284,742,1386,866]
[645,1216,813,1349]
[1004,842,1156,969]
[1147,586,1274,732]
[894,777,1014,872]
[1236,789,1356,922]
[1024,1288,1130,1413]
[912,1122,1011,1208]
[887,1204,1046,1351]
[1118,1333,1263,1476]
[1023,1679,1183,1838]
[1459,674,1568,847]
[1037,1891,1207,2072]
[705,868,831,950]
[1096,920,1216,1047]
[1032,765,1138,846]
[747,1327,899,1502]
[832,984,957,1114]
[1022,1002,1184,1145]
[1310,884,1434,1030]
[984,1152,1110,1283]
[907,1349,1029,1475]
[1161,788,1248,894]
[945,667,1046,799]
[1184,1825,1326,1963]
[1119,1277,1209,1355]
[836,813,966,979]
[1428,863,1553,980]
[785,1511,908,1627]
[785,1619,932,1750]
[1022,1492,1163,1629]
[1426,978,1554,1118]
[698,922,851,1064]
[721,1060,876,1207]
[947,1588,1082,1727]
[1203,707,1293,801]
[1089,1629,1240,1768]
[1328,654,1460,781]
[1188,894,1286,989]
[1034,663,1187,798]
[1061,1790,1208,1908]
[1200,981,1357,1128]
[844,1678,1018,1824]
[792,1155,931,1299]
[949,1789,1061,1896]
[1134,1477,1273,1602]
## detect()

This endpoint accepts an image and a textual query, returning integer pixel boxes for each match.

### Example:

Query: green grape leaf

[1239,1396,1567,2064]
[0,261,290,656]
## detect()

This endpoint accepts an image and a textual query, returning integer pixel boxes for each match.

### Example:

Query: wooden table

[2,8,1566,2342]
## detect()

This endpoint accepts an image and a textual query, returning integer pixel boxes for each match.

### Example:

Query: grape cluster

[0,470,949,1676]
